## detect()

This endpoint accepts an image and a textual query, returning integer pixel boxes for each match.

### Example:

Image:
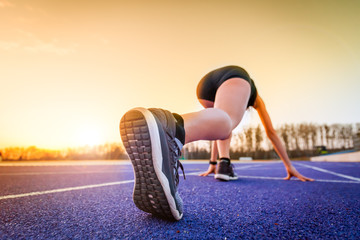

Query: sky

[0,0,360,149]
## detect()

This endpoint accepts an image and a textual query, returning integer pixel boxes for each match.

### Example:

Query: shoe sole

[120,107,182,221]
[215,174,238,181]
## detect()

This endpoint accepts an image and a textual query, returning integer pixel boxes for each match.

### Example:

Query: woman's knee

[214,109,232,139]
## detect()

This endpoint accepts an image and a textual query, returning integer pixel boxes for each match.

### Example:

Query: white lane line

[0,170,204,201]
[237,175,360,184]
[235,164,265,170]
[295,163,360,182]
[313,179,360,184]
[181,160,281,164]
[181,164,265,177]
[182,171,205,176]
[0,170,132,176]
[0,180,134,201]
[2,169,201,177]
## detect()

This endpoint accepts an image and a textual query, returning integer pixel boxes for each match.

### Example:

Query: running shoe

[215,160,238,181]
[119,107,185,221]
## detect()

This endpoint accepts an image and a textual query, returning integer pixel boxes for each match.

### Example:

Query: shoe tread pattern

[120,110,175,220]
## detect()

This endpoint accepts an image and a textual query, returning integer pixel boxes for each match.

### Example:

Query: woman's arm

[199,141,218,176]
[253,95,314,182]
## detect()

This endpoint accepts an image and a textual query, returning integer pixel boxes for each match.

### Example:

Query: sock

[172,113,185,145]
[220,157,231,164]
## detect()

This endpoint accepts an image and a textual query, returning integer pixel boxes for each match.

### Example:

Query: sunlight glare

[75,125,101,146]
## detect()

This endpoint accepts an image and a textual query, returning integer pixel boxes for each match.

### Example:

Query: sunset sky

[1,0,359,149]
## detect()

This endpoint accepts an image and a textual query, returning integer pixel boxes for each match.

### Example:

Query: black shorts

[196,65,257,107]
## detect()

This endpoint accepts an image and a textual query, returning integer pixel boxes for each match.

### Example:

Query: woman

[120,65,313,221]
[196,65,313,182]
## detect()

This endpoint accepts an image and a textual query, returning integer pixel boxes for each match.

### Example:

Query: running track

[0,161,359,239]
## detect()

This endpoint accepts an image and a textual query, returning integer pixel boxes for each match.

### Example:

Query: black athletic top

[196,65,258,108]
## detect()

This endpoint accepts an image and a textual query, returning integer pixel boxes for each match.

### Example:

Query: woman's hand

[284,166,314,182]
[199,164,217,176]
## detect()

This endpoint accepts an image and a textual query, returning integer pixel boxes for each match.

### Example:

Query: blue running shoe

[120,107,185,221]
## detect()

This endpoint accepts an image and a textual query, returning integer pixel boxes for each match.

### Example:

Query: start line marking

[0,171,205,201]
[0,180,135,201]
[295,163,360,182]
[1,171,360,201]
[237,175,360,184]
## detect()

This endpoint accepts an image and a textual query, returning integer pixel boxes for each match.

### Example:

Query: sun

[75,125,101,146]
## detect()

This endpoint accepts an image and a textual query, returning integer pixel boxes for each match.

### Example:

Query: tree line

[1,143,127,161]
[1,122,359,161]
[183,122,360,160]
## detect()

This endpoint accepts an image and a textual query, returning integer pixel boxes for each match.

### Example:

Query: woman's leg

[217,133,232,159]
[198,98,236,160]
[182,108,232,143]
[215,78,250,159]
[182,78,250,144]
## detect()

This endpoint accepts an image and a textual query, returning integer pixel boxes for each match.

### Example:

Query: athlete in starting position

[120,65,313,221]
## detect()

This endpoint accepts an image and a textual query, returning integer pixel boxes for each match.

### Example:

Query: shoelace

[167,133,186,186]
[176,161,186,185]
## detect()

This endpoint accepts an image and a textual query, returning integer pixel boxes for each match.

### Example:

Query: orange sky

[1,0,360,149]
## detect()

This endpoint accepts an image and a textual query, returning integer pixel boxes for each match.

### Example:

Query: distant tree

[324,124,331,149]
[299,123,310,150]
[244,127,254,153]
[356,123,360,133]
[279,124,290,151]
[308,123,318,150]
[319,124,325,146]
[331,124,340,149]
[290,124,300,152]
[254,124,264,152]
[238,132,246,153]
[340,124,353,149]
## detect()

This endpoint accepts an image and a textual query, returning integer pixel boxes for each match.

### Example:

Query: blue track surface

[0,161,359,239]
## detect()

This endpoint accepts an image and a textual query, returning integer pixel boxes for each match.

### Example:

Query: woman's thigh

[214,78,250,129]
